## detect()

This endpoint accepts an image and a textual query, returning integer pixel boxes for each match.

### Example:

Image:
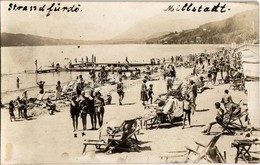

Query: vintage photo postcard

[1,0,259,164]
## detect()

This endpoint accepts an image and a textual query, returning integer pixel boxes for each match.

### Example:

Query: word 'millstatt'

[163,3,230,13]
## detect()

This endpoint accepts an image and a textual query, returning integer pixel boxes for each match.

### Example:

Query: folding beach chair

[161,132,226,163]
[221,110,248,135]
[82,118,140,154]
[61,81,76,98]
[143,98,183,129]
[229,78,245,91]
[34,93,46,105]
[221,102,248,135]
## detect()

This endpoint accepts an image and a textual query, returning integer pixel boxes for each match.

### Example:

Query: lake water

[1,44,225,103]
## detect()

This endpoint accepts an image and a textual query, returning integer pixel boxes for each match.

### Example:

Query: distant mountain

[1,33,93,47]
[114,15,208,41]
[146,9,259,44]
[1,33,144,47]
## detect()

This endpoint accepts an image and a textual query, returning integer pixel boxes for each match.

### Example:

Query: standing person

[9,100,16,122]
[87,90,96,130]
[219,58,225,80]
[56,81,62,100]
[16,96,24,119]
[16,77,20,89]
[76,75,84,97]
[95,92,105,128]
[37,81,45,94]
[22,90,28,119]
[192,65,198,76]
[207,68,212,84]
[147,84,154,104]
[70,96,80,132]
[167,77,173,92]
[187,80,198,112]
[140,79,148,106]
[182,95,193,129]
[211,65,218,84]
[117,78,124,105]
[79,92,88,131]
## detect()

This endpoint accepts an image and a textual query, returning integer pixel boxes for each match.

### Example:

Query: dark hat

[215,102,221,107]
[95,91,101,96]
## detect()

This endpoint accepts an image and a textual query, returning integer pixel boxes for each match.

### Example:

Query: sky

[1,1,258,40]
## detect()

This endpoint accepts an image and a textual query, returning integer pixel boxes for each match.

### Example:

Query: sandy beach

[1,64,258,164]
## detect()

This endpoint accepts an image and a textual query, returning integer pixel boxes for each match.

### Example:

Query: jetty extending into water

[35,61,159,74]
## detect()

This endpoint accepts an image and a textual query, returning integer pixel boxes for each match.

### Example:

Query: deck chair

[161,132,226,163]
[143,98,183,129]
[221,102,248,135]
[229,78,245,91]
[34,93,46,105]
[82,118,140,154]
[104,119,141,153]
[61,81,76,98]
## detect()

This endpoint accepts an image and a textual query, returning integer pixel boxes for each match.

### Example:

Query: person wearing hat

[117,78,124,105]
[94,92,105,128]
[202,102,225,135]
[140,79,148,106]
[70,96,80,132]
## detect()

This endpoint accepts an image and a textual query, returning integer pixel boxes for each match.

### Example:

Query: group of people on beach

[8,90,28,121]
[8,47,246,140]
[70,89,105,132]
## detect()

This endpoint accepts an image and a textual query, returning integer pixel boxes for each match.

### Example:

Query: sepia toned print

[1,1,259,164]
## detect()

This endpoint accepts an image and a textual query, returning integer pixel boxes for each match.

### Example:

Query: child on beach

[147,84,154,104]
[9,100,16,122]
[182,95,194,129]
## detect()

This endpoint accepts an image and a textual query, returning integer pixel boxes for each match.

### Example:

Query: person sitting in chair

[46,98,59,115]
[221,89,234,110]
[202,102,225,135]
